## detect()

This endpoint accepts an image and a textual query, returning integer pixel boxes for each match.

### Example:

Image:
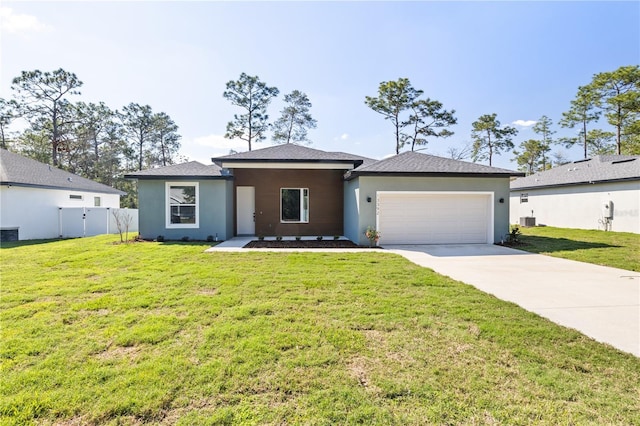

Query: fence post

[58,207,63,238]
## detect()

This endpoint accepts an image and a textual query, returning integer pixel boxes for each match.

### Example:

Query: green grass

[516,226,640,271]
[1,236,639,425]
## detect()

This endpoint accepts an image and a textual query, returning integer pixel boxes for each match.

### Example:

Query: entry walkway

[385,244,640,357]
[207,238,639,356]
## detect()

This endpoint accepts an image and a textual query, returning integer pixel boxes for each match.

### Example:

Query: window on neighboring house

[166,182,199,228]
[94,197,101,207]
[520,193,528,203]
[70,194,83,200]
[281,188,309,223]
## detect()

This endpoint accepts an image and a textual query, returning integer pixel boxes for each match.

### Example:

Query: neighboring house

[0,149,126,241]
[126,144,523,245]
[510,155,640,234]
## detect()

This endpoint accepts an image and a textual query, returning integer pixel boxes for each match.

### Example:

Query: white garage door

[377,192,491,244]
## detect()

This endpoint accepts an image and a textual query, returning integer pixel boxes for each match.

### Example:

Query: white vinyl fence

[59,207,138,238]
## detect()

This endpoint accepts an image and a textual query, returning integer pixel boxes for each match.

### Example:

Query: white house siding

[510,180,640,234]
[0,185,120,240]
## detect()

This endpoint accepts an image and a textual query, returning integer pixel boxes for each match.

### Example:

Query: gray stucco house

[126,144,524,245]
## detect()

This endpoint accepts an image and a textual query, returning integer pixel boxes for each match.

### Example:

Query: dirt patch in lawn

[244,240,381,249]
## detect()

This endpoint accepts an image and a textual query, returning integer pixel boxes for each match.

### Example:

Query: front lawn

[1,236,639,425]
[516,226,639,271]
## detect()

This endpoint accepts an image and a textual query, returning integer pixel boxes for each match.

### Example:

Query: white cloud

[512,119,537,127]
[340,133,349,140]
[0,7,52,35]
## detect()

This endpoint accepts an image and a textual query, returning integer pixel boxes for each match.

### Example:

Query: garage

[377,192,492,244]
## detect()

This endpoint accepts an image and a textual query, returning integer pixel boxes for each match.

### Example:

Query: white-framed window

[520,193,528,203]
[166,182,199,228]
[94,196,101,207]
[281,188,309,223]
[70,194,83,200]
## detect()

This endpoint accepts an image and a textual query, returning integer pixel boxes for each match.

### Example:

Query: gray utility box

[519,217,536,227]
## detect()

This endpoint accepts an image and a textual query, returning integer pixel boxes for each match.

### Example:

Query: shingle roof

[213,143,371,165]
[345,151,524,179]
[125,161,226,179]
[510,155,640,190]
[0,149,125,195]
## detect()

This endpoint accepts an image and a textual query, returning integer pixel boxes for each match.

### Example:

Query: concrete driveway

[385,244,640,357]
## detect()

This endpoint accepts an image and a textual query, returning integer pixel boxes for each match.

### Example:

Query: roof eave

[345,171,523,181]
[124,174,232,180]
[212,158,363,167]
[510,176,640,191]
[1,181,126,195]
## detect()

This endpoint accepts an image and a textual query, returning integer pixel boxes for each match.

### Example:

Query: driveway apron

[385,244,640,357]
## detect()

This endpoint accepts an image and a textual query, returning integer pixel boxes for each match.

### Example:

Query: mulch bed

[244,240,381,249]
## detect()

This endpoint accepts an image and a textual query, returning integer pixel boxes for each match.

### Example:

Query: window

[166,182,199,228]
[94,197,101,207]
[281,188,309,223]
[69,194,83,200]
[520,193,528,203]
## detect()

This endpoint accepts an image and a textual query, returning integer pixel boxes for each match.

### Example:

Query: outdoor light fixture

[499,198,505,203]
[366,196,372,203]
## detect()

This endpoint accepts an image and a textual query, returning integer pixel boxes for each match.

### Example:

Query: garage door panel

[378,193,490,244]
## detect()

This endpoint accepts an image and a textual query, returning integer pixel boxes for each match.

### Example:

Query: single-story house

[0,148,128,241]
[510,155,640,234]
[126,144,524,245]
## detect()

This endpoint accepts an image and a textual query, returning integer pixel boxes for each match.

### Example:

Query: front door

[236,186,255,235]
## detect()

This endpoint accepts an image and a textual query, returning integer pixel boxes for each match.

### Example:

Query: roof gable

[347,151,523,178]
[0,149,125,195]
[125,161,226,179]
[510,155,640,190]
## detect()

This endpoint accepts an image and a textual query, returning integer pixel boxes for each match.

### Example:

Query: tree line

[363,65,639,172]
[1,69,183,207]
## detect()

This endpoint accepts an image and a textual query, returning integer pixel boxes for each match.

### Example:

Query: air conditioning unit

[519,217,536,227]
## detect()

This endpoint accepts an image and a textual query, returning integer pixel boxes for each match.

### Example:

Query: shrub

[316,236,323,241]
[181,236,190,242]
[206,235,214,242]
[507,225,521,244]
[156,235,165,242]
[365,226,380,247]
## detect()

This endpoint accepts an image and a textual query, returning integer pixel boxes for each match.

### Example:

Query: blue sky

[1,1,638,169]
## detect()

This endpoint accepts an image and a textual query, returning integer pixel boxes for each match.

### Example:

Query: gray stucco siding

[350,176,510,245]
[137,179,231,241]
